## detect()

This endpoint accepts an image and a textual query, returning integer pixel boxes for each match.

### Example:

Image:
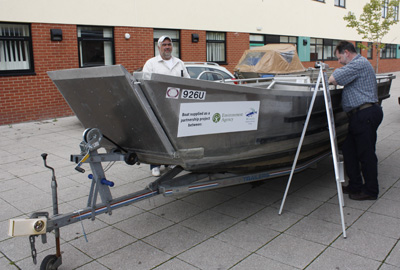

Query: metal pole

[41,153,63,263]
[278,69,322,215]
[320,72,347,238]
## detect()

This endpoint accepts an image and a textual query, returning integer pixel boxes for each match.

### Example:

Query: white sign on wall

[177,101,260,137]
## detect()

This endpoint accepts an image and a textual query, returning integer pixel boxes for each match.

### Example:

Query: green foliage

[344,0,399,43]
[343,0,399,72]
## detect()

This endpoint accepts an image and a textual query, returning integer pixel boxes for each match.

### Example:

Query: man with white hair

[143,35,190,176]
[143,35,190,78]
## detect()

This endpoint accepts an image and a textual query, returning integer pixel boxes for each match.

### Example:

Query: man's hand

[328,75,338,85]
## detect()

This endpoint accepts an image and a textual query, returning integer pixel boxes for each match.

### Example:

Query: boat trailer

[8,126,329,269]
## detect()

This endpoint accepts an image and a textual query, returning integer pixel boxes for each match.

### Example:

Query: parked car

[184,62,236,82]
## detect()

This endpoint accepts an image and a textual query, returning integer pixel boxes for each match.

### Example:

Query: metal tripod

[278,62,347,238]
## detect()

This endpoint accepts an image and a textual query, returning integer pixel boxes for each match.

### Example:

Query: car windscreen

[209,68,232,80]
[186,67,214,80]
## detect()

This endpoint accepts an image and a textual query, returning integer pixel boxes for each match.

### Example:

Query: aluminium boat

[48,65,394,173]
[8,65,394,270]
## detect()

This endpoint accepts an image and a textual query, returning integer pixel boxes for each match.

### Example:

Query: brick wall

[226,32,250,73]
[0,24,79,125]
[1,24,399,125]
[180,30,207,62]
[114,27,154,72]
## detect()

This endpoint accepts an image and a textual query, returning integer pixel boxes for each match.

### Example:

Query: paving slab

[256,234,326,269]
[332,227,397,261]
[306,247,381,270]
[153,258,198,270]
[97,241,172,270]
[214,220,280,252]
[231,254,299,270]
[143,224,208,256]
[180,209,239,236]
[1,71,399,269]
[69,226,136,259]
[285,216,342,245]
[385,240,400,268]
[177,237,251,269]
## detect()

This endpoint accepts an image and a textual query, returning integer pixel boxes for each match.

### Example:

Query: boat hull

[48,65,392,173]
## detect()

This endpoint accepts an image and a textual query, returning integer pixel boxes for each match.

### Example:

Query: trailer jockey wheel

[125,152,138,165]
[40,254,58,270]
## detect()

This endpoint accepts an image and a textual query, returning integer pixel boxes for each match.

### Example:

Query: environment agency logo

[246,108,257,118]
[212,113,221,123]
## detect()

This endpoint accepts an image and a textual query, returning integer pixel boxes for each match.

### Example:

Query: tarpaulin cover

[234,44,305,74]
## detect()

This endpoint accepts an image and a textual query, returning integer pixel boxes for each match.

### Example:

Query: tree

[343,0,399,73]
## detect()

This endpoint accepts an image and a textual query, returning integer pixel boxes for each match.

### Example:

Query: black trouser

[342,104,383,197]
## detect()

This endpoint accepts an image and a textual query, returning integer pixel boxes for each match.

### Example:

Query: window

[206,32,226,63]
[310,38,339,61]
[0,23,34,76]
[250,34,264,48]
[250,34,297,49]
[367,42,373,59]
[310,38,323,61]
[380,44,397,59]
[77,26,114,68]
[356,42,373,59]
[265,34,297,46]
[153,29,180,58]
[381,0,399,20]
[382,0,389,18]
[334,0,345,8]
[394,5,399,21]
[355,42,362,54]
[323,39,339,60]
[279,36,297,45]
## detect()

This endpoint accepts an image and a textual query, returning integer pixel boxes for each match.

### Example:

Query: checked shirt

[332,54,378,112]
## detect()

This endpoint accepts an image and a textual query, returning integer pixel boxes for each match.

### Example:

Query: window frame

[77,25,115,68]
[383,1,399,20]
[356,42,373,59]
[367,42,373,59]
[355,41,362,55]
[322,39,339,61]
[250,34,298,50]
[310,38,323,61]
[394,5,399,21]
[153,29,181,58]
[310,38,340,61]
[249,34,265,48]
[206,31,226,64]
[382,0,389,18]
[264,34,297,46]
[380,43,397,59]
[279,35,298,45]
[334,0,345,8]
[0,22,35,76]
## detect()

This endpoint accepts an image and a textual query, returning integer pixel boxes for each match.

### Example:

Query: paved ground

[1,72,400,270]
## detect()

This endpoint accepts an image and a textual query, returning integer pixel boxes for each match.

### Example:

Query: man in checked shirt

[329,41,383,201]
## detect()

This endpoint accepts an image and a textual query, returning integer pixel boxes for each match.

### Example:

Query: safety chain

[29,235,38,265]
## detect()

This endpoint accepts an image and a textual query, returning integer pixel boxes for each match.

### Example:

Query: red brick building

[1,23,399,126]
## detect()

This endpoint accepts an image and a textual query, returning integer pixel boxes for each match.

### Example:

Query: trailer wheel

[124,152,138,165]
[40,254,58,270]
